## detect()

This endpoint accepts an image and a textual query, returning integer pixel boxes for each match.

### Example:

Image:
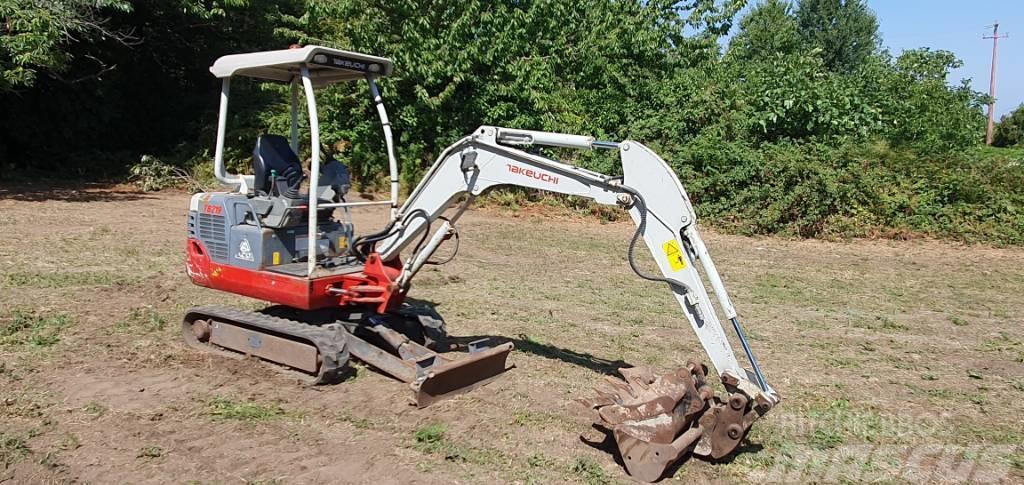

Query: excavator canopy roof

[209,45,394,86]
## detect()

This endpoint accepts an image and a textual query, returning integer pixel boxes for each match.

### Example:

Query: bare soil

[1,184,1022,484]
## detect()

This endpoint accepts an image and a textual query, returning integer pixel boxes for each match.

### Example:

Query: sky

[870,0,1022,118]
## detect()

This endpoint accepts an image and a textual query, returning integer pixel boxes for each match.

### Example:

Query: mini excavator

[183,46,780,481]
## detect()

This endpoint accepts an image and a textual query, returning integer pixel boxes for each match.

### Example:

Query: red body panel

[186,238,405,312]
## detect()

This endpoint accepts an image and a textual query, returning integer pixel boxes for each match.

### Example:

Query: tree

[794,0,879,72]
[728,0,802,61]
[885,48,987,150]
[286,0,747,183]
[993,104,1024,147]
[0,0,132,91]
[0,0,302,171]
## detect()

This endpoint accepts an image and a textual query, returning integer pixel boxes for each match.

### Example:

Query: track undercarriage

[182,304,513,407]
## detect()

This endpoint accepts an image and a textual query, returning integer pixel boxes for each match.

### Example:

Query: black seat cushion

[253,135,304,198]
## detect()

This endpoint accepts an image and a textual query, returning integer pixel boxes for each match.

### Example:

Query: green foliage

[884,49,987,150]
[411,422,504,465]
[728,0,802,62]
[570,456,613,485]
[1,310,72,348]
[264,0,743,186]
[794,0,879,72]
[994,104,1024,147]
[412,423,448,454]
[206,396,291,423]
[0,0,1017,245]
[116,307,168,333]
[129,155,187,192]
[682,139,1024,243]
[137,445,163,458]
[0,0,131,91]
[1,433,31,468]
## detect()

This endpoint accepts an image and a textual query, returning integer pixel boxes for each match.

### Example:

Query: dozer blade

[345,326,514,408]
[579,361,771,482]
[411,342,514,408]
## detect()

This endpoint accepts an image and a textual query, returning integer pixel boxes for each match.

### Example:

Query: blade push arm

[374,126,778,403]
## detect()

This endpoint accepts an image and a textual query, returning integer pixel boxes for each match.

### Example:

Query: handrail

[213,78,240,186]
[318,200,392,208]
[368,77,400,219]
[301,66,321,277]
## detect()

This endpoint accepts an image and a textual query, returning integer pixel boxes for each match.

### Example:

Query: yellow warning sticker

[662,239,687,272]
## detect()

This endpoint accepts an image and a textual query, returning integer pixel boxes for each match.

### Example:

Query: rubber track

[183,305,350,384]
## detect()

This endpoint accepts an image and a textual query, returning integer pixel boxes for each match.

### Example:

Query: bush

[675,139,1024,244]
[994,104,1024,147]
[129,155,208,192]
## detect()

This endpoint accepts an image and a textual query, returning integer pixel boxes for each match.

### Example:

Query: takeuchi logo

[506,164,559,184]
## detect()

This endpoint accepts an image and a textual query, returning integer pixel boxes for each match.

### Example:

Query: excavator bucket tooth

[619,366,657,389]
[597,395,679,427]
[411,342,514,408]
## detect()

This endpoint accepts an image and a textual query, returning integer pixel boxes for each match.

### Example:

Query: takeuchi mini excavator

[183,45,780,481]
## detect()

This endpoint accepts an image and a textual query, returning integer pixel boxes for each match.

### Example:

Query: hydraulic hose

[349,208,431,262]
[618,184,672,285]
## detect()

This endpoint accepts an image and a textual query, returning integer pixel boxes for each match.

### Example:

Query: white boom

[375,126,778,404]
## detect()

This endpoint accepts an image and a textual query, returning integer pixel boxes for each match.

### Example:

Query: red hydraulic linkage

[324,253,406,312]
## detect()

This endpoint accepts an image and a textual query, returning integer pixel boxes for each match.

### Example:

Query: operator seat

[248,134,347,230]
[253,134,304,199]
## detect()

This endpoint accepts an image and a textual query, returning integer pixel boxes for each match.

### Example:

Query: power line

[983,21,1009,145]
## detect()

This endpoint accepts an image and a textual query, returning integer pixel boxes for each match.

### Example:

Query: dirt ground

[1,183,1022,484]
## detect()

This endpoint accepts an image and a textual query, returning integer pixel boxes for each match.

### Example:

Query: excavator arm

[363,126,779,480]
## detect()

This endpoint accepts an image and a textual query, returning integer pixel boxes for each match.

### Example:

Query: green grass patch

[851,315,908,331]
[337,411,374,430]
[413,423,449,454]
[979,332,1021,356]
[751,273,809,304]
[2,271,130,289]
[411,423,505,465]
[1010,452,1024,471]
[83,401,106,418]
[0,310,72,348]
[137,445,163,458]
[58,433,80,451]
[809,426,845,449]
[570,456,613,485]
[803,398,904,445]
[206,396,292,423]
[115,307,167,333]
[1,433,31,468]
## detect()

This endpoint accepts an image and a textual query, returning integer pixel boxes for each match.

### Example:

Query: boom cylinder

[496,128,596,150]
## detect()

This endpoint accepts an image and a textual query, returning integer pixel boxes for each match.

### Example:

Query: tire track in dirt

[46,366,446,484]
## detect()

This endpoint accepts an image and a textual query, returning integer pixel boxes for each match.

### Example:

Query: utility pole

[984,21,1009,145]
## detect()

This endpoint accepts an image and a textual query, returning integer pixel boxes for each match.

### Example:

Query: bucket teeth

[579,361,768,482]
[619,366,657,390]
